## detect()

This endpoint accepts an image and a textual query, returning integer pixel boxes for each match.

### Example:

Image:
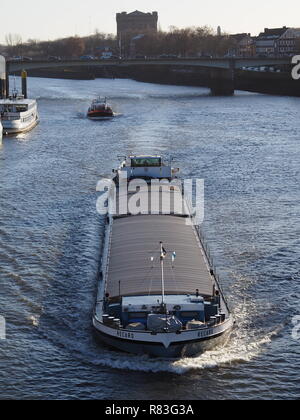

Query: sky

[1,0,300,43]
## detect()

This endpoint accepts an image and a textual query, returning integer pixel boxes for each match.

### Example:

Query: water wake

[52,298,284,375]
[83,323,281,374]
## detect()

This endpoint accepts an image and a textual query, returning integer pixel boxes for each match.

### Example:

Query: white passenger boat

[93,156,233,357]
[0,91,39,135]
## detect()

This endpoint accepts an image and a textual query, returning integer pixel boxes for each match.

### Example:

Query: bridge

[2,56,298,96]
[7,57,291,72]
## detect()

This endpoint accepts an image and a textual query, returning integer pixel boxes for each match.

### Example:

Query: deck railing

[195,224,231,314]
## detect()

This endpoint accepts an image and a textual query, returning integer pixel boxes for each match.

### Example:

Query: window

[128,312,147,319]
[131,158,162,167]
[180,312,200,318]
[16,105,28,112]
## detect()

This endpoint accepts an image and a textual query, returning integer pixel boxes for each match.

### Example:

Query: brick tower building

[116,10,158,40]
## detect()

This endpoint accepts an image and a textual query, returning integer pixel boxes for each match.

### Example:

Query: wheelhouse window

[128,312,147,319]
[131,158,162,167]
[15,105,28,112]
[180,312,200,319]
[1,105,15,113]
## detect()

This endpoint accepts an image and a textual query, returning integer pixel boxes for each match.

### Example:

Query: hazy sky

[1,0,300,43]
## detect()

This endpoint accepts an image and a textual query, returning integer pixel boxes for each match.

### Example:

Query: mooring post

[21,70,28,99]
[0,79,4,99]
[5,60,9,98]
[0,55,6,99]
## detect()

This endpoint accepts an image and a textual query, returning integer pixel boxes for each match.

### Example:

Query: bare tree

[65,37,85,57]
[5,33,23,56]
[2,26,239,59]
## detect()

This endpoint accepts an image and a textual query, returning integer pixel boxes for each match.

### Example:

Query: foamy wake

[28,315,40,327]
[15,134,27,140]
[87,325,281,374]
[43,296,283,374]
[85,298,283,374]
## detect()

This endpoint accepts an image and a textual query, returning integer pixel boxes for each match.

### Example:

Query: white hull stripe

[93,317,233,349]
[3,117,39,134]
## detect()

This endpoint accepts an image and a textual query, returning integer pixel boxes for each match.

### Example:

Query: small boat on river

[87,97,114,120]
[0,90,39,135]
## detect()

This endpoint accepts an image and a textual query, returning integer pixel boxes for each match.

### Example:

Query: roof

[117,10,157,17]
[127,10,157,16]
[230,33,251,42]
[106,215,214,298]
[0,98,36,105]
[258,27,289,38]
[129,10,148,16]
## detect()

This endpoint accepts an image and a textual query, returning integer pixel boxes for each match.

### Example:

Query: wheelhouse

[103,294,225,332]
[0,98,36,114]
[131,157,162,167]
[117,155,174,180]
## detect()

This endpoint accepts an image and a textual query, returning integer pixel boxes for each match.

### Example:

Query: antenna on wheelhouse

[12,76,18,99]
[160,241,167,311]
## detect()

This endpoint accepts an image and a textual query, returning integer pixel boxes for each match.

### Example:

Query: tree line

[0,27,237,58]
[121,26,236,58]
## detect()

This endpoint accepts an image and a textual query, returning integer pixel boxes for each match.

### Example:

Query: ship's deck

[105,214,214,299]
[112,183,190,217]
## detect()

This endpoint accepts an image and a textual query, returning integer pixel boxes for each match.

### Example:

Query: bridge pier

[209,61,235,96]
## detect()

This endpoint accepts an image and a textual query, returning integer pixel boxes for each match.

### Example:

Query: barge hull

[3,117,39,135]
[94,327,231,358]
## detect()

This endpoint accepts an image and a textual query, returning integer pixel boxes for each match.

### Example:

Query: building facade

[277,28,300,56]
[254,27,300,56]
[255,27,288,56]
[229,33,255,57]
[116,10,158,40]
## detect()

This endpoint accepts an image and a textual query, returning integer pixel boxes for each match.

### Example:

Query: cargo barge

[93,156,233,357]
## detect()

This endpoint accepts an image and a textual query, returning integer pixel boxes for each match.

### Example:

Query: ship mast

[160,241,166,311]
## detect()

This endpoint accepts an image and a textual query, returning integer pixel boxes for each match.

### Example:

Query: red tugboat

[87,97,114,120]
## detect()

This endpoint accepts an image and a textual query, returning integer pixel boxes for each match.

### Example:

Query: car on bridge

[48,56,62,62]
[158,54,179,59]
[10,56,33,62]
[80,55,96,61]
[135,55,147,59]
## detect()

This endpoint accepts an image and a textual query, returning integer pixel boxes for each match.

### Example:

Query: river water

[0,77,299,400]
